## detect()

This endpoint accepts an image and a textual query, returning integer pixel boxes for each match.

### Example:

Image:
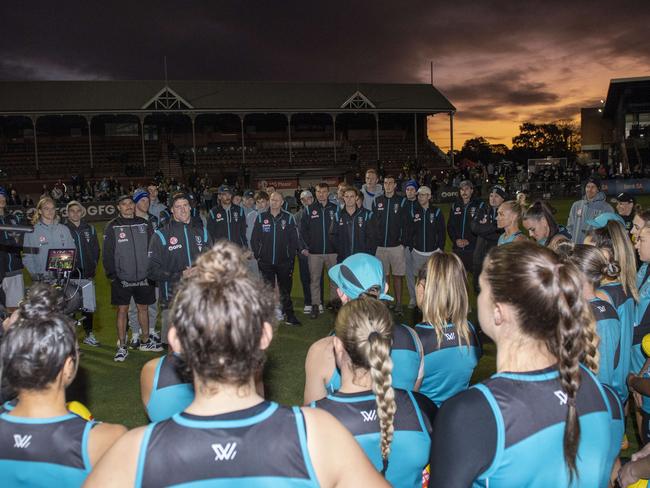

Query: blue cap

[585,212,625,229]
[328,253,393,301]
[0,187,7,198]
[133,188,149,204]
[405,179,419,191]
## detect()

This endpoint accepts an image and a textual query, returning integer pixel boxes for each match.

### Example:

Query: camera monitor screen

[46,248,76,272]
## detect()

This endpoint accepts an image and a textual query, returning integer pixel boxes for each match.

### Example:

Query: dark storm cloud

[1,0,649,132]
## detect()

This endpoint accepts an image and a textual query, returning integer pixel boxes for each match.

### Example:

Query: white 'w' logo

[361,410,377,422]
[212,442,237,461]
[554,390,568,405]
[444,332,456,341]
[13,434,32,449]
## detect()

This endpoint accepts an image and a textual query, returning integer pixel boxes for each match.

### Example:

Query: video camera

[44,249,94,315]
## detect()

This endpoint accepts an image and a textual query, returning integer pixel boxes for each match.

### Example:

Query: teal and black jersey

[497,230,523,246]
[146,354,194,422]
[0,412,95,488]
[635,264,650,374]
[599,281,634,400]
[0,399,17,413]
[136,401,319,488]
[312,389,435,488]
[415,321,481,406]
[589,298,623,400]
[429,365,624,488]
[325,323,423,394]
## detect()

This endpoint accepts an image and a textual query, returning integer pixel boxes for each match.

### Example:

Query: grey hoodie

[23,221,75,278]
[566,191,614,244]
[360,183,383,211]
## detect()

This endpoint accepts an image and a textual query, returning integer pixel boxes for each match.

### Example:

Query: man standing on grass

[401,180,419,308]
[300,182,337,319]
[331,186,374,262]
[360,168,383,211]
[447,180,482,274]
[148,192,212,349]
[370,175,407,315]
[207,185,247,248]
[103,195,161,362]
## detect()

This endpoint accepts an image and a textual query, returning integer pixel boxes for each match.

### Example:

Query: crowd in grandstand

[5,167,650,486]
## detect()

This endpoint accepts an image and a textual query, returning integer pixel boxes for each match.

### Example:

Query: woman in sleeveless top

[87,241,386,488]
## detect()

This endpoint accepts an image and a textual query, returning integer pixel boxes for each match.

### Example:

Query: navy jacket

[251,210,300,265]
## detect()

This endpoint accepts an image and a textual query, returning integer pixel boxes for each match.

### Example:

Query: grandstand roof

[0,80,455,115]
[603,76,650,118]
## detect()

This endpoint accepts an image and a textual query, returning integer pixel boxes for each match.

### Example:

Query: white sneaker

[114,346,128,362]
[303,305,312,314]
[319,305,324,313]
[83,333,100,347]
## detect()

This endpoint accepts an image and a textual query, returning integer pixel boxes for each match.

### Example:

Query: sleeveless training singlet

[146,354,194,422]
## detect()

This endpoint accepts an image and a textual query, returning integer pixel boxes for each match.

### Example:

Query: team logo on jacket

[377,203,384,209]
[430,213,435,223]
[358,216,364,227]
[233,212,239,222]
[414,213,421,222]
[329,210,334,220]
[195,235,203,251]
[394,203,400,214]
[119,232,126,239]
[576,208,582,217]
[39,235,47,243]
[454,206,461,215]
[470,207,477,217]
[281,219,287,230]
[170,237,178,245]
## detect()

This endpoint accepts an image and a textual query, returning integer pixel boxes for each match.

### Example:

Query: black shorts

[111,279,156,306]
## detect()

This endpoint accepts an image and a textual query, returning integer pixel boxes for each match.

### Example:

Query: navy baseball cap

[218,185,233,194]
[328,254,393,301]
[585,212,625,229]
[116,194,133,204]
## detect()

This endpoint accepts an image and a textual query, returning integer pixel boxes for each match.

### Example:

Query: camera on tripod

[44,249,95,315]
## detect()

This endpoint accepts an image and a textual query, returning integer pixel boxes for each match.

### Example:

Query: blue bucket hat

[585,212,625,229]
[328,253,393,301]
[133,188,150,204]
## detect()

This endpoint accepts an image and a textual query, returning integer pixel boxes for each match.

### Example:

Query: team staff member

[614,192,636,234]
[207,185,247,247]
[148,192,212,348]
[251,191,302,326]
[361,168,383,211]
[311,296,436,487]
[246,190,269,276]
[406,186,446,275]
[129,188,161,349]
[471,185,505,291]
[429,242,623,487]
[331,187,374,262]
[64,201,101,347]
[23,197,75,280]
[0,187,25,311]
[402,180,419,308]
[300,182,338,319]
[295,190,316,314]
[371,175,407,315]
[447,180,482,273]
[103,195,160,362]
[87,242,386,488]
[567,176,614,244]
[0,284,126,487]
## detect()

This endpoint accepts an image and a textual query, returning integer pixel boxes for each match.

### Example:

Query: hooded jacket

[65,220,100,279]
[23,221,75,278]
[0,213,24,278]
[103,216,153,282]
[567,191,614,244]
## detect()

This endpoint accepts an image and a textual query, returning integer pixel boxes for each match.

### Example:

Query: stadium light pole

[375,113,380,163]
[138,114,147,169]
[414,113,418,162]
[240,114,246,167]
[85,115,94,174]
[190,114,197,166]
[449,112,455,166]
[31,116,39,175]
[332,113,337,164]
[286,113,293,165]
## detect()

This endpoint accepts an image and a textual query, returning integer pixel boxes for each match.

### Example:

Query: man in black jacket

[65,201,101,346]
[103,194,161,362]
[447,180,483,274]
[470,185,506,292]
[331,186,374,262]
[148,192,213,348]
[406,186,446,275]
[251,191,301,326]
[207,185,247,248]
[299,182,338,319]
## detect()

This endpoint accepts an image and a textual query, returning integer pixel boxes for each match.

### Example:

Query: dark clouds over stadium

[1,1,649,145]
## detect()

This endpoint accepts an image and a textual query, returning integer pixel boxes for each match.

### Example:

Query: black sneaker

[285,314,302,327]
[129,335,141,350]
[310,306,319,320]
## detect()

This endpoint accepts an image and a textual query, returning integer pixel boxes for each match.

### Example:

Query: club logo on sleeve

[554,390,568,405]
[13,434,32,449]
[360,410,377,422]
[212,442,237,461]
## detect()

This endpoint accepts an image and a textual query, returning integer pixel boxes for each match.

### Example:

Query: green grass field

[64,195,650,454]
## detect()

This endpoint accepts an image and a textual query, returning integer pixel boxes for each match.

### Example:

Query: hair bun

[194,242,249,284]
[18,283,64,321]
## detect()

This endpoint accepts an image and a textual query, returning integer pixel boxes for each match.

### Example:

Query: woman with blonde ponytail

[430,241,623,487]
[87,241,387,488]
[311,296,436,488]
[415,251,481,406]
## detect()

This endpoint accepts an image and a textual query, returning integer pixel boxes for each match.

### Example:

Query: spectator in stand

[251,192,301,326]
[7,189,19,207]
[370,175,407,315]
[613,192,636,235]
[361,168,383,211]
[0,187,25,312]
[402,180,419,308]
[22,195,34,207]
[207,185,247,248]
[567,177,614,244]
[471,185,505,292]
[300,182,338,319]
[331,187,374,263]
[64,200,101,347]
[103,195,161,362]
[447,180,483,274]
